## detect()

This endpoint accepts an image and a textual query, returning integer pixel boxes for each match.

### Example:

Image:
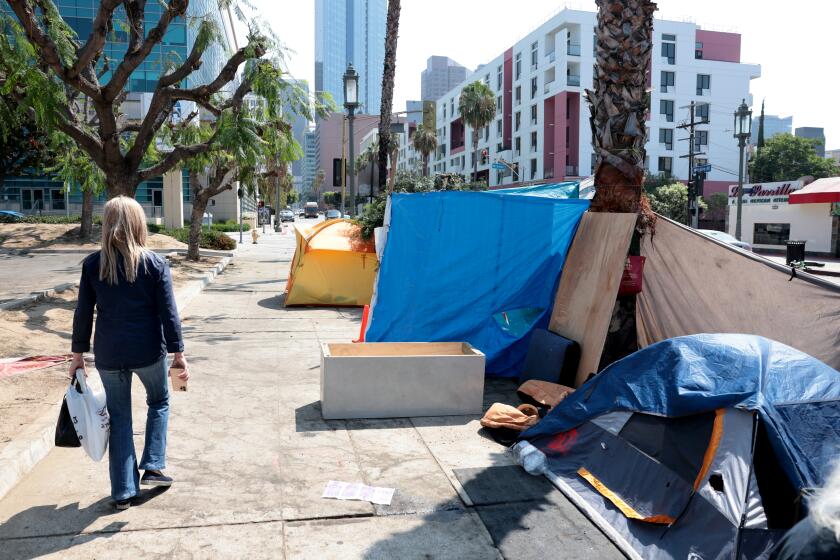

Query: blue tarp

[365,187,589,376]
[521,334,840,489]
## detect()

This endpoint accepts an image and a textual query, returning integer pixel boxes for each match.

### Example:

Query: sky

[252,0,840,149]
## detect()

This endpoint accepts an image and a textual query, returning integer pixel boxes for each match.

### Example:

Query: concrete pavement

[0,224,620,559]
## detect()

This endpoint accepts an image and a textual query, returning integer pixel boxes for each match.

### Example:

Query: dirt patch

[0,223,185,251]
[0,254,220,447]
[0,290,77,445]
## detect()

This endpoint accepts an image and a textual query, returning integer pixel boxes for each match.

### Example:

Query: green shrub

[147,223,163,233]
[210,220,250,232]
[156,227,236,251]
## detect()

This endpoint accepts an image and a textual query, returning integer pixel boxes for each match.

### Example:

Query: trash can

[786,240,806,265]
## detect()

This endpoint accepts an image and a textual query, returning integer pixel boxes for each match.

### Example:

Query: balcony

[547,51,556,63]
[567,74,581,87]
[565,165,579,176]
[567,42,581,56]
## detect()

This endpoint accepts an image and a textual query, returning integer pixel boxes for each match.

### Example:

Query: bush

[155,227,237,251]
[210,220,250,232]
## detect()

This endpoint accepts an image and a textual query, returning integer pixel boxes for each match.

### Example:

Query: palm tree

[377,0,401,190]
[412,124,438,177]
[587,0,656,232]
[458,81,496,182]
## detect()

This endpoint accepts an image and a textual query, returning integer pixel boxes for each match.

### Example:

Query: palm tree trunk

[588,0,656,234]
[472,133,479,183]
[377,0,401,190]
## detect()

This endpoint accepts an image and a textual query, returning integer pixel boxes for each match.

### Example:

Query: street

[0,225,621,559]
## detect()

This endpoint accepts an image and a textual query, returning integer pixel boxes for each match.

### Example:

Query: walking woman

[70,196,189,510]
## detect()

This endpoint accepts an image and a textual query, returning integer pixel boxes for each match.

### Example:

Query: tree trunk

[79,189,94,239]
[472,133,479,183]
[377,0,401,190]
[187,193,207,261]
[423,154,428,177]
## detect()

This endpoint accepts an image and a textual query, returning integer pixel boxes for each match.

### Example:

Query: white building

[428,8,761,194]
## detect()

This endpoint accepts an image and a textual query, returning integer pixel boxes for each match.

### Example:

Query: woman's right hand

[68,352,87,379]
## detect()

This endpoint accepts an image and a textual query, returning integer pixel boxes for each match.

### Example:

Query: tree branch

[138,141,216,182]
[69,0,120,79]
[102,0,188,101]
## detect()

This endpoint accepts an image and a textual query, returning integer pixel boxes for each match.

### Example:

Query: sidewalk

[0,229,619,559]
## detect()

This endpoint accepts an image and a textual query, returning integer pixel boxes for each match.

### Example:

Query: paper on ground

[322,480,395,505]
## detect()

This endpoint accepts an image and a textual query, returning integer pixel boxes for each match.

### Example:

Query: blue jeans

[99,356,170,501]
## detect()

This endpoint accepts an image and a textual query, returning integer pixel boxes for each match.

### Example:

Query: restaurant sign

[728,181,802,205]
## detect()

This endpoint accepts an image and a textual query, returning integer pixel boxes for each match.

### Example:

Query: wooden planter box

[320,342,486,420]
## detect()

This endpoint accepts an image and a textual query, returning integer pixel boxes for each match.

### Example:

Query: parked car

[279,209,295,222]
[325,209,341,220]
[0,210,25,222]
[298,209,305,217]
[697,229,753,252]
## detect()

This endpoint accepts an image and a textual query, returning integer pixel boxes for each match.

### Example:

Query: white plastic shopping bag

[65,369,110,461]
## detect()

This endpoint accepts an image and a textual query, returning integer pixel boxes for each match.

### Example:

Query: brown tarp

[637,217,840,369]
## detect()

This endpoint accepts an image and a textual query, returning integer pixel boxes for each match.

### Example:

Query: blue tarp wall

[365,185,589,377]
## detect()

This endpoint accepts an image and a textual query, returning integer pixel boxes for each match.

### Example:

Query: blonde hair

[811,461,840,540]
[99,196,150,285]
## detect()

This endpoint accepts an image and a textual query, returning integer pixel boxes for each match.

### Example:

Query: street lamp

[733,99,752,240]
[343,63,360,217]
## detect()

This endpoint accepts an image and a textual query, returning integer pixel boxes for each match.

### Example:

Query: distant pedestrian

[70,196,189,510]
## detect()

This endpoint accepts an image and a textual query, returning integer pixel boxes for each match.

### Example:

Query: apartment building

[428,9,761,194]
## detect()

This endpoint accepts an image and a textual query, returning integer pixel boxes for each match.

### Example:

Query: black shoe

[141,470,173,487]
[115,498,132,511]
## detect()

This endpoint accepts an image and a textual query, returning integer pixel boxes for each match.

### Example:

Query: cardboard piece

[548,212,636,386]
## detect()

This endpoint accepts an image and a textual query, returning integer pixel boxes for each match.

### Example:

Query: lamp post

[733,99,753,241]
[343,63,360,217]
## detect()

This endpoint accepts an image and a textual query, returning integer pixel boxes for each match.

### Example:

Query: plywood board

[548,212,636,386]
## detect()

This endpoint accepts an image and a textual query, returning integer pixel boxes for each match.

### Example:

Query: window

[496,96,502,112]
[485,74,490,86]
[696,74,711,95]
[530,131,538,152]
[531,41,538,69]
[662,33,676,41]
[515,53,522,80]
[659,128,673,150]
[497,142,503,152]
[515,111,521,131]
[443,104,447,119]
[531,76,538,98]
[484,125,490,141]
[530,158,538,179]
[530,104,538,125]
[51,189,66,210]
[754,223,790,246]
[695,41,703,49]
[451,98,455,116]
[661,41,676,65]
[496,119,503,136]
[660,100,674,122]
[658,156,673,174]
[497,65,503,90]
[661,71,675,93]
[515,86,521,105]
[695,41,704,59]
[515,136,521,156]
[697,103,710,122]
[695,130,709,151]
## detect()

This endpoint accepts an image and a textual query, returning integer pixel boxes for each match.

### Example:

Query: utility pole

[678,102,707,228]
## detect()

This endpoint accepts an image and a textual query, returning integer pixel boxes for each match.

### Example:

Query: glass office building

[0,1,233,214]
[315,0,386,115]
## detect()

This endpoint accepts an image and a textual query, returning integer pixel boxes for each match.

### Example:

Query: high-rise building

[314,0,386,114]
[0,2,238,217]
[750,115,792,144]
[303,128,318,193]
[420,56,468,102]
[428,8,760,195]
[795,127,826,158]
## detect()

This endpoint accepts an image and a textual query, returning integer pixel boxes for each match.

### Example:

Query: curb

[0,254,234,502]
[0,282,78,312]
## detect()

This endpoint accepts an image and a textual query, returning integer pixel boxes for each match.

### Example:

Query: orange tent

[285,219,378,306]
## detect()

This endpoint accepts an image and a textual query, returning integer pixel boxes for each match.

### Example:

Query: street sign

[693,163,712,173]
[492,163,507,170]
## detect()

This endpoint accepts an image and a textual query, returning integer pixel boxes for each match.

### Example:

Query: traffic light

[480,149,489,165]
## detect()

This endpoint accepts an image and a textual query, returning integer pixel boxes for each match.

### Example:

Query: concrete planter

[320,342,486,420]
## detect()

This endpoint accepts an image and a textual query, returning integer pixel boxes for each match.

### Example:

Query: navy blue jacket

[72,251,184,370]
